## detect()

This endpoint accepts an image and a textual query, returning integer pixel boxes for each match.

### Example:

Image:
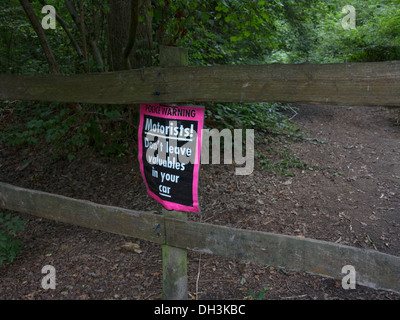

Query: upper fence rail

[1,61,400,106]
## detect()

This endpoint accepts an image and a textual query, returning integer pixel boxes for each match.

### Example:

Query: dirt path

[0,104,399,300]
[289,105,400,254]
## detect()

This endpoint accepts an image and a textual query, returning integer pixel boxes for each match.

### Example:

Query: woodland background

[1,0,399,161]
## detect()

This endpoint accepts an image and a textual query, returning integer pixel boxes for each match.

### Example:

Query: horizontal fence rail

[1,61,400,106]
[1,182,399,294]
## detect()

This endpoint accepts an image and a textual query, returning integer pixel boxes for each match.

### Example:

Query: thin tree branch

[123,0,140,70]
[19,0,59,74]
[64,0,82,29]
[64,0,104,72]
[38,0,84,60]
[79,0,88,63]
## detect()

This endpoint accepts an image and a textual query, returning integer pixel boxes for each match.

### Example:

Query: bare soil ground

[0,104,399,300]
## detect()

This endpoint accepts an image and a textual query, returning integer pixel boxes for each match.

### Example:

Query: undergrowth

[0,212,24,265]
[256,145,308,177]
[205,102,316,176]
[0,101,136,160]
[0,100,313,176]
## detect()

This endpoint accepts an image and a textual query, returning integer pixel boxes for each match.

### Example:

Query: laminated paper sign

[138,104,204,212]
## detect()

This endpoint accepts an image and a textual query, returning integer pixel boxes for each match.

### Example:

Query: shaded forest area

[0,0,399,161]
[1,0,400,300]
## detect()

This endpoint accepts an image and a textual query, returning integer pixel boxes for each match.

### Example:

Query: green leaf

[104,110,121,120]
[230,35,242,42]
[67,154,75,162]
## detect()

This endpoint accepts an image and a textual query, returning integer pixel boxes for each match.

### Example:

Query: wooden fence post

[162,209,188,300]
[160,45,189,300]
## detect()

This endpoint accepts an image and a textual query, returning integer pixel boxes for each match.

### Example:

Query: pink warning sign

[138,104,204,212]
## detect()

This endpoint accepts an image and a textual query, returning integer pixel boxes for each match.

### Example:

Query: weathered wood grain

[160,46,189,300]
[165,218,400,294]
[1,61,399,106]
[0,182,164,244]
[162,208,188,300]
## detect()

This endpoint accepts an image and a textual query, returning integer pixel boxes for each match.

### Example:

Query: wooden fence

[1,55,400,298]
[1,60,400,106]
[1,182,399,295]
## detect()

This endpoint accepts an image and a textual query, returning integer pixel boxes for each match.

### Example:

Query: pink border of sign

[138,104,204,212]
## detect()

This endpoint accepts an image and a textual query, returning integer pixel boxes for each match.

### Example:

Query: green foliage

[1,101,88,159]
[244,286,270,300]
[2,0,399,71]
[251,0,400,64]
[1,0,399,162]
[304,0,400,63]
[155,0,311,65]
[202,100,311,177]
[257,145,308,177]
[0,212,25,265]
[155,0,400,65]
[85,106,134,158]
[1,101,134,160]
[205,102,297,136]
[0,0,78,74]
[1,99,300,163]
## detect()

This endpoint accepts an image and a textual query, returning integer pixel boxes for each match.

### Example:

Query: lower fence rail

[0,181,399,296]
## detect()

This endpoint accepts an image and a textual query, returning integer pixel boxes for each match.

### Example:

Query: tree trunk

[107,0,153,71]
[123,0,140,70]
[107,0,131,71]
[132,0,153,69]
[19,0,59,74]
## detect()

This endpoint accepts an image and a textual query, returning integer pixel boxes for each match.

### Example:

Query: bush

[347,45,400,62]
[0,212,25,264]
[0,101,135,161]
[205,102,297,137]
